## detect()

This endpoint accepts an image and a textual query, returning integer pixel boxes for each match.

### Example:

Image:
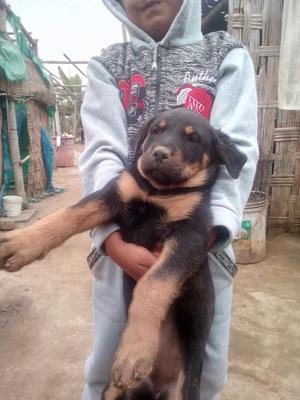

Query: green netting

[7,12,51,86]
[41,127,54,192]
[0,33,28,82]
[15,102,30,184]
[0,98,30,190]
[0,98,59,205]
[47,104,56,118]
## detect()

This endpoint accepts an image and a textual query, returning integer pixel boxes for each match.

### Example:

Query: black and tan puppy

[0,108,246,400]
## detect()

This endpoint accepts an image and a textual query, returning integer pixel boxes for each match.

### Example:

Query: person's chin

[143,20,168,40]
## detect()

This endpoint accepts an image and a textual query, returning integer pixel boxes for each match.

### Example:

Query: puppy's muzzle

[152,146,171,163]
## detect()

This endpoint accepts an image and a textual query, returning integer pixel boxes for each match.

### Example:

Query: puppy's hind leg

[161,374,184,400]
[103,380,156,400]
[174,260,215,400]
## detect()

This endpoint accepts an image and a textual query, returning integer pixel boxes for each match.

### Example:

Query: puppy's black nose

[152,146,171,163]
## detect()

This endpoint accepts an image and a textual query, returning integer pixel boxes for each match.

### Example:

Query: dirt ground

[0,161,299,400]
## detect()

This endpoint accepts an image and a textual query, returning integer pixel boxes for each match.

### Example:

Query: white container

[233,191,268,264]
[3,195,23,218]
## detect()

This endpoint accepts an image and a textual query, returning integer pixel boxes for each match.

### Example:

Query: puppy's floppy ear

[132,116,156,160]
[213,129,247,179]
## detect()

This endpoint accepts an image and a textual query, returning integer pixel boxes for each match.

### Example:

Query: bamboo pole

[72,99,78,139]
[63,53,87,78]
[43,60,89,64]
[54,107,62,148]
[7,99,25,197]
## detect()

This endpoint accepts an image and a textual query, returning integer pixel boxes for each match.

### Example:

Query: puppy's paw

[112,347,155,391]
[0,231,45,272]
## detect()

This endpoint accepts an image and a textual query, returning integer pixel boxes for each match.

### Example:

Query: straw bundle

[26,100,47,197]
[0,58,56,105]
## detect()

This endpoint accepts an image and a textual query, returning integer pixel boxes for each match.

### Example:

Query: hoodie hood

[102,0,203,48]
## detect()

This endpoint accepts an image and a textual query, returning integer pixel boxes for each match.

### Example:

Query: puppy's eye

[151,126,161,135]
[185,133,200,143]
[151,120,167,135]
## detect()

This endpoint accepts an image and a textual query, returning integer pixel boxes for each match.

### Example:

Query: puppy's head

[137,108,247,187]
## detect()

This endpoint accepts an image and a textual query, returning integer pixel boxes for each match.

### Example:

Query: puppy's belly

[151,309,182,390]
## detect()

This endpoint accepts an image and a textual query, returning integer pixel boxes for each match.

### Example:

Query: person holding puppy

[79,1,258,399]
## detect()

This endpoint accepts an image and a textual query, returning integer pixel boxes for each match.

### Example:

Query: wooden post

[0,0,7,33]
[7,100,25,197]
[72,98,78,139]
[54,107,62,147]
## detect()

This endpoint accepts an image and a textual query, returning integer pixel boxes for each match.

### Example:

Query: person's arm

[209,47,259,250]
[79,58,157,279]
[79,58,128,246]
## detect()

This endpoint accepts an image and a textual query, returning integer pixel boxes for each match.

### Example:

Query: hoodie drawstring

[152,43,159,70]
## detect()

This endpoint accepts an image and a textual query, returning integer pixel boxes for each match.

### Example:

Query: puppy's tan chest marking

[148,193,202,222]
[117,171,202,222]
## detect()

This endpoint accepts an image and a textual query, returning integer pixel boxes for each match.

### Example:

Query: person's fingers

[139,249,157,267]
[152,251,161,258]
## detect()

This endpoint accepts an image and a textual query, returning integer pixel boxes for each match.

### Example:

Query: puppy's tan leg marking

[151,313,182,390]
[112,239,181,391]
[117,171,147,203]
[102,384,123,400]
[0,200,109,272]
[173,370,185,400]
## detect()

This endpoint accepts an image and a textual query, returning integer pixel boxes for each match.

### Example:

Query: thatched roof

[0,57,56,105]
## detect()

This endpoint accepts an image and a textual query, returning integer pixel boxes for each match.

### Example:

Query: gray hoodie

[79,0,259,261]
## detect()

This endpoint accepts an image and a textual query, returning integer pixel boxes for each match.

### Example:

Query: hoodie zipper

[152,43,162,114]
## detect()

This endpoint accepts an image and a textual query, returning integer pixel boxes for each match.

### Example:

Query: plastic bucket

[233,191,268,264]
[3,195,23,217]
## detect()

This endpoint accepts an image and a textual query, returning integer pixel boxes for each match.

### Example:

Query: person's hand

[104,231,158,281]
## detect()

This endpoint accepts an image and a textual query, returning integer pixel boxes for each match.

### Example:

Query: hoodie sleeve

[209,47,259,250]
[79,58,128,250]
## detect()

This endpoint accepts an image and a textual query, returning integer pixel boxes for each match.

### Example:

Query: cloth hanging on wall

[278,0,300,110]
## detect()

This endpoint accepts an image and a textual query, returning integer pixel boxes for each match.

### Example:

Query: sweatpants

[82,248,234,400]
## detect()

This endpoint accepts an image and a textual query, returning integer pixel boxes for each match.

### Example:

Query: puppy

[0,108,246,400]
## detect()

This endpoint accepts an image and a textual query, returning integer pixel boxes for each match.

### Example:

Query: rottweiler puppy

[0,108,246,400]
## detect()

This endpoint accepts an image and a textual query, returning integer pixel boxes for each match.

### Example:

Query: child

[79,1,259,399]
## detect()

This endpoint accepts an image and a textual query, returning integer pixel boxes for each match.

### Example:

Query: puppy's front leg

[0,175,126,272]
[111,234,203,391]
